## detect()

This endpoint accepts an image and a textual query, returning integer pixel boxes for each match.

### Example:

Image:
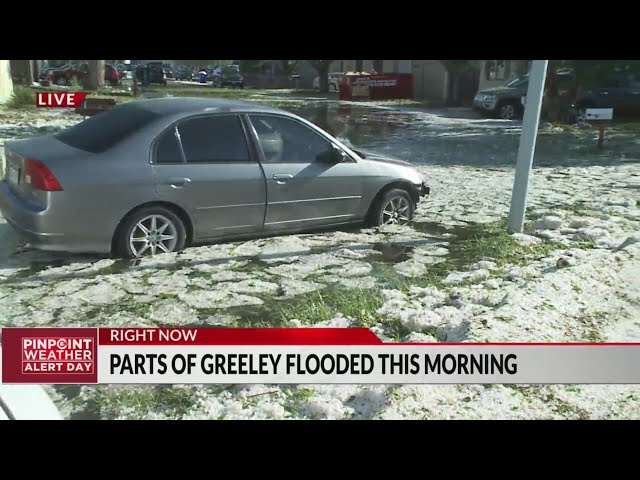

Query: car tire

[56,77,67,86]
[116,206,187,259]
[368,188,415,227]
[497,101,521,120]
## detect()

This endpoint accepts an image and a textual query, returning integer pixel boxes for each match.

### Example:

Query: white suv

[313,73,343,92]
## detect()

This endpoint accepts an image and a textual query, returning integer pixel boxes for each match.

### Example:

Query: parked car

[135,62,167,85]
[44,63,121,87]
[575,73,640,116]
[213,65,244,88]
[162,63,174,79]
[473,70,575,120]
[313,73,344,92]
[175,66,192,81]
[0,98,430,258]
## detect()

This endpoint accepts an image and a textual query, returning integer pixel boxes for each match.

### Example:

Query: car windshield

[55,104,161,153]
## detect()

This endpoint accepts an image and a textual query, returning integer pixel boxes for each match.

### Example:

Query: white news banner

[98,345,640,384]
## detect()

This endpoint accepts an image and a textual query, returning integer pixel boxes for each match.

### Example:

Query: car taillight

[24,158,63,191]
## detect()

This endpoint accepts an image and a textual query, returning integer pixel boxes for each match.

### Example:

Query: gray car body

[0,98,429,254]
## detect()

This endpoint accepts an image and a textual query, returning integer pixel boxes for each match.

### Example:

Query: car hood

[357,150,416,168]
[477,86,524,95]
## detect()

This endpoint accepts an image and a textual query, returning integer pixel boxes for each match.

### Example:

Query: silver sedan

[0,98,430,258]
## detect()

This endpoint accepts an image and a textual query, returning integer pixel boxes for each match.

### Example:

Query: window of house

[485,60,508,81]
[249,115,333,164]
[176,115,250,163]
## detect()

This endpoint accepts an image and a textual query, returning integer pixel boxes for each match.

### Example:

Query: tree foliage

[237,60,266,73]
[280,60,297,75]
[440,60,479,75]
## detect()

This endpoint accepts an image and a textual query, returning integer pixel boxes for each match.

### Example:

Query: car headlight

[483,94,496,101]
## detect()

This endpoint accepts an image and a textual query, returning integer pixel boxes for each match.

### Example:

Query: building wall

[478,60,525,90]
[412,60,448,100]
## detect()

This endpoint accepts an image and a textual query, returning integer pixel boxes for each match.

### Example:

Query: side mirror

[330,145,349,163]
[316,145,349,164]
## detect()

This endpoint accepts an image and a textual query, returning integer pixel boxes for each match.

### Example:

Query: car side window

[249,115,333,164]
[154,127,184,164]
[177,115,250,163]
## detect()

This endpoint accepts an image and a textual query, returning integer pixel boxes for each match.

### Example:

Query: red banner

[2,328,98,384]
[36,92,88,108]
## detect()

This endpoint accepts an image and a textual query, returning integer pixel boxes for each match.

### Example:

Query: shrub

[6,86,36,109]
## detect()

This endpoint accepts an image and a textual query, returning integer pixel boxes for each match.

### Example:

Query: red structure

[339,72,414,101]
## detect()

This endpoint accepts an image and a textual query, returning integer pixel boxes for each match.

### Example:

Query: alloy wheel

[128,214,178,256]
[382,197,411,225]
[499,104,516,120]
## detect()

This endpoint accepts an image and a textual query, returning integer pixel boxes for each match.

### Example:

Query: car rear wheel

[116,207,186,258]
[498,102,520,120]
[369,188,415,227]
[55,77,67,86]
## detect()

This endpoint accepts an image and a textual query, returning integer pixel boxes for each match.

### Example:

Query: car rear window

[55,104,161,153]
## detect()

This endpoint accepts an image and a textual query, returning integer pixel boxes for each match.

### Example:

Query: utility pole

[507,59,548,234]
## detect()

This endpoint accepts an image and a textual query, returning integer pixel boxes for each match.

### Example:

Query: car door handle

[273,174,293,184]
[167,177,191,188]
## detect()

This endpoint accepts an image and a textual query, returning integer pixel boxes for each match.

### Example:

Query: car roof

[130,97,285,116]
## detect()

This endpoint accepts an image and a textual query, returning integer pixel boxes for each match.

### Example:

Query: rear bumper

[0,180,66,250]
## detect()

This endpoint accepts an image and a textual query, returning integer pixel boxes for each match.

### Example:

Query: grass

[447,221,564,268]
[67,385,196,420]
[279,287,383,326]
[272,220,584,333]
[562,201,592,216]
[6,86,36,109]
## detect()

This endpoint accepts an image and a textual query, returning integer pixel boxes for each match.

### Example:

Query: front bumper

[418,182,430,197]
[473,97,498,112]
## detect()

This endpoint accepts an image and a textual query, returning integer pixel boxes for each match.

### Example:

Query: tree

[441,60,479,105]
[237,60,266,74]
[9,60,34,86]
[309,60,332,93]
[84,60,105,90]
[0,60,13,105]
[280,60,297,75]
[544,60,640,122]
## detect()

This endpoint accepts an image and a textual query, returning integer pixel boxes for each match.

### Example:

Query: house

[328,60,530,103]
[329,60,477,104]
[478,60,529,90]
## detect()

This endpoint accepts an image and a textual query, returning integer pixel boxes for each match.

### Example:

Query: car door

[152,114,266,240]
[245,113,363,231]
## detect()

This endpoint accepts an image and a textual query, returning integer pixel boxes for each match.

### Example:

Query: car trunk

[4,135,87,210]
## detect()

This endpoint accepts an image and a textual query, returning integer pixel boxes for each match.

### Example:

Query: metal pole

[507,59,548,234]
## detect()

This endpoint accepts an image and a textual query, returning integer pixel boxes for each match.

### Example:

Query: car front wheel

[116,207,186,258]
[498,102,520,120]
[369,188,415,226]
